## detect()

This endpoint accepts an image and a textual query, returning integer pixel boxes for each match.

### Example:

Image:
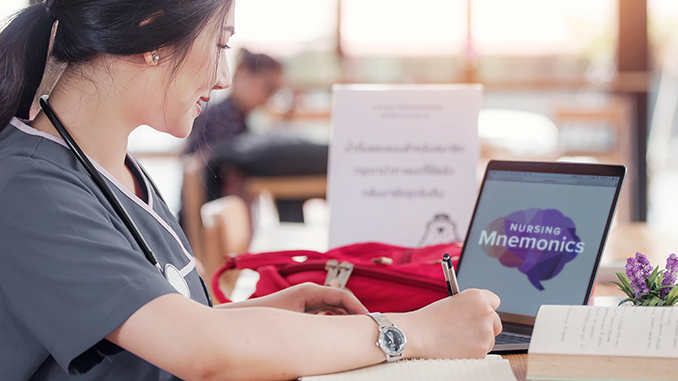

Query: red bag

[211,242,461,313]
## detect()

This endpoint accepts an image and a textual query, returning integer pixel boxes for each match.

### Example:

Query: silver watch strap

[367,312,405,362]
[367,312,393,330]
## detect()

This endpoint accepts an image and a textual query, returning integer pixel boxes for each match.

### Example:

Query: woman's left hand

[216,282,369,315]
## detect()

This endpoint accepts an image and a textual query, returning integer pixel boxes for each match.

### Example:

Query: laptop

[455,160,626,353]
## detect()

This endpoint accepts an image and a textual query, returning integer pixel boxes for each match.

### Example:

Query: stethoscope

[39,96,213,307]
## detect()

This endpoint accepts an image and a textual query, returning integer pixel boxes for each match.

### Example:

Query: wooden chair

[552,97,633,222]
[183,157,327,300]
[243,175,328,224]
[200,195,251,302]
[180,154,208,261]
[552,97,632,166]
[243,175,328,201]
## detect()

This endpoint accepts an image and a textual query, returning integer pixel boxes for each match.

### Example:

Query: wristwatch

[367,312,407,362]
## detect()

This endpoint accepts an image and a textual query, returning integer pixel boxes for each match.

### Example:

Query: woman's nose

[214,60,231,90]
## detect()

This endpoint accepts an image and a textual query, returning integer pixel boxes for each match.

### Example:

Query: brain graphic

[480,208,581,291]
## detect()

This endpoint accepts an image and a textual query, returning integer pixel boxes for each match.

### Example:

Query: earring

[152,53,159,63]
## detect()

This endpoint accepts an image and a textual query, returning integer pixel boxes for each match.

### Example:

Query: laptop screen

[456,162,624,317]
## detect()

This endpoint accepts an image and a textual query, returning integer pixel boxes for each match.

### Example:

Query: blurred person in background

[184,49,283,156]
[184,49,328,223]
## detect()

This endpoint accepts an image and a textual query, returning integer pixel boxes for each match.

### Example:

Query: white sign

[327,84,482,249]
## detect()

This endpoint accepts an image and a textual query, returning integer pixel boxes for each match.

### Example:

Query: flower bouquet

[613,252,678,306]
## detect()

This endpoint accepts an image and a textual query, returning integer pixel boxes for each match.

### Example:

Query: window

[649,0,678,57]
[0,0,27,25]
[230,0,338,57]
[472,0,616,57]
[340,0,467,56]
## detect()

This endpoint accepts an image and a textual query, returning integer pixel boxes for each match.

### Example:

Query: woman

[0,1,502,380]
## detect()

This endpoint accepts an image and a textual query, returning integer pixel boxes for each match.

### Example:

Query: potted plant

[613,252,678,306]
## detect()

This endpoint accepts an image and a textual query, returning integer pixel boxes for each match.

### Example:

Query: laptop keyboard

[495,331,531,345]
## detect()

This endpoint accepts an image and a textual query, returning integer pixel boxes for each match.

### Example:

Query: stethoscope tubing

[38,96,213,306]
[39,96,164,274]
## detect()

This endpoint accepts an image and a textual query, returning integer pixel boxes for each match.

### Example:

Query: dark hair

[236,48,282,75]
[0,0,233,130]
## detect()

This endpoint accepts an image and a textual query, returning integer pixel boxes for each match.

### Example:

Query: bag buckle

[324,260,354,289]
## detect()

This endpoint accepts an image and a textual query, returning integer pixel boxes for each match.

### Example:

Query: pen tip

[443,253,450,260]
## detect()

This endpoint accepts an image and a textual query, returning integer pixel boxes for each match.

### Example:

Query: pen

[441,253,460,296]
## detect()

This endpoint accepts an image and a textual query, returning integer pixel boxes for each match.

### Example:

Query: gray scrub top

[0,118,209,380]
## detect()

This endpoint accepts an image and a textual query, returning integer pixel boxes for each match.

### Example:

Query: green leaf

[665,286,678,306]
[613,273,637,298]
[667,286,678,299]
[642,298,652,306]
[649,297,660,306]
[610,281,635,299]
[648,267,660,289]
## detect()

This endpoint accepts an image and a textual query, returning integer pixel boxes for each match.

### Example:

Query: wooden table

[504,354,528,381]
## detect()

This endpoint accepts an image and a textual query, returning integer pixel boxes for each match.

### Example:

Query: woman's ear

[139,11,165,67]
[143,52,160,66]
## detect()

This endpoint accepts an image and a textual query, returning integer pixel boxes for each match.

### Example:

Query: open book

[301,356,517,381]
[527,305,678,380]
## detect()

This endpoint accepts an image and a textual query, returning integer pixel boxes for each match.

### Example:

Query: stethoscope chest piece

[164,263,191,298]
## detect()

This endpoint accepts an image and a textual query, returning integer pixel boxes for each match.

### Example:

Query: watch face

[380,327,406,354]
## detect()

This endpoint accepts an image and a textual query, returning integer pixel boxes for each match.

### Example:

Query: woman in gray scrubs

[0,1,502,380]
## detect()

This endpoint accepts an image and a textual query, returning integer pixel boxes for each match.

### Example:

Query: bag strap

[222,242,411,271]
[227,250,327,270]
[210,266,232,304]
[211,250,327,304]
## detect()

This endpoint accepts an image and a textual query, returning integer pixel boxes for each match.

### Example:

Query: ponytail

[0,3,56,129]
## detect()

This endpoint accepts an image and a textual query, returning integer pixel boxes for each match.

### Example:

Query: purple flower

[667,253,678,273]
[635,252,654,278]
[661,253,678,299]
[626,256,649,296]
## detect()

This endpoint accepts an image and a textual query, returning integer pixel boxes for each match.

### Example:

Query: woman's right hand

[388,288,502,360]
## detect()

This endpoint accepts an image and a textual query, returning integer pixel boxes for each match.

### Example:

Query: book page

[530,305,678,357]
[301,358,517,381]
